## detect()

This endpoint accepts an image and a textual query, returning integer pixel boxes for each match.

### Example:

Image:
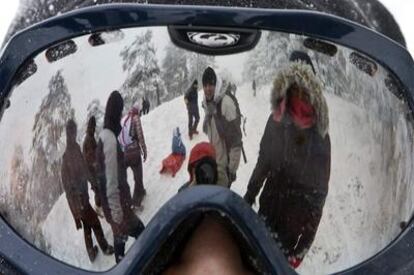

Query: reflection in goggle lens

[0,26,413,274]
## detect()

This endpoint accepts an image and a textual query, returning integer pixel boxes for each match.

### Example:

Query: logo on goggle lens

[187,32,240,48]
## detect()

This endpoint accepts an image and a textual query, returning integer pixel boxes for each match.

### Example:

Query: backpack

[118,111,137,151]
[216,84,244,149]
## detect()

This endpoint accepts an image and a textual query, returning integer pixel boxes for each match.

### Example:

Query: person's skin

[204,83,215,101]
[163,216,252,275]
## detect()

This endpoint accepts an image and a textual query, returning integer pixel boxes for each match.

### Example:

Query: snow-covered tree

[187,52,216,85]
[218,68,236,85]
[10,145,30,211]
[243,32,295,88]
[120,30,165,111]
[86,99,105,134]
[162,44,189,101]
[4,145,35,241]
[79,99,105,141]
[29,70,74,225]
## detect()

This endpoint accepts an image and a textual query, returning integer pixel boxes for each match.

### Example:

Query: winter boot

[87,245,99,262]
[189,131,193,140]
[193,129,199,135]
[133,189,147,209]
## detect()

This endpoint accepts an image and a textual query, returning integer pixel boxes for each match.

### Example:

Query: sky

[0,1,413,54]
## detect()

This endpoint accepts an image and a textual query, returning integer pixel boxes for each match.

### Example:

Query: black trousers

[126,152,145,206]
[188,105,200,134]
[81,204,110,255]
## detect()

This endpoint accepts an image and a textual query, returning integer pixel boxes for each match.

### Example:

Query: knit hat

[202,67,217,86]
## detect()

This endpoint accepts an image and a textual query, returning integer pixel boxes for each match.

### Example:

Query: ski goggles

[1,4,414,275]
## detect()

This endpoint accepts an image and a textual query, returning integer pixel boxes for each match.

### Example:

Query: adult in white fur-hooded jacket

[202,67,242,187]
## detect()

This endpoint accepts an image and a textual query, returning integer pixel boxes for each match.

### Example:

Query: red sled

[159,153,186,177]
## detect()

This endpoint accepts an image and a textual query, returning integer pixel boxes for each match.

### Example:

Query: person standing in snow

[141,97,150,115]
[202,67,242,187]
[179,142,218,191]
[96,91,145,263]
[118,102,148,209]
[61,119,114,262]
[82,116,102,215]
[184,80,200,140]
[252,80,257,97]
[243,52,331,268]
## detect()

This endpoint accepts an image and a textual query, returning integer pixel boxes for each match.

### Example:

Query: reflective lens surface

[0,27,413,273]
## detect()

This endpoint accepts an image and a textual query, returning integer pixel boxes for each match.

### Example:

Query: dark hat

[193,79,198,86]
[202,67,217,86]
[289,51,316,74]
[104,90,124,136]
[194,158,218,185]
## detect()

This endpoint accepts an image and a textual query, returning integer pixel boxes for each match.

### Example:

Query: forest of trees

[2,71,74,251]
[121,30,216,110]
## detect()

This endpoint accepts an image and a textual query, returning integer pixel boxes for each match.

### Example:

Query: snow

[42,80,414,273]
[0,26,413,274]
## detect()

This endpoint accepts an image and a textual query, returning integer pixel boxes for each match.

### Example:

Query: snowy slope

[43,82,414,273]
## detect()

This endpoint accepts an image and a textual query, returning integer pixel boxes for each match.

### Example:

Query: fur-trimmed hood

[272,62,329,138]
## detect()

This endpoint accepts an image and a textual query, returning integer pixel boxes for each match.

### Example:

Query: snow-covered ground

[0,25,413,275]
[42,79,414,273]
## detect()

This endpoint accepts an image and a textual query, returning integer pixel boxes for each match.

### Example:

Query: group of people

[60,50,330,268]
[61,91,148,263]
[182,51,331,268]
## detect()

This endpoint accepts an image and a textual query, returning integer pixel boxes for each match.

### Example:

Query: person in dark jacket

[141,97,150,115]
[184,80,200,140]
[61,119,113,262]
[96,91,145,263]
[252,80,256,97]
[243,52,331,269]
[82,116,102,214]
